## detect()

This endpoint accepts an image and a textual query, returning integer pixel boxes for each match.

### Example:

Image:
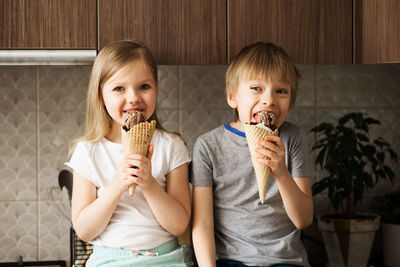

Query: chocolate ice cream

[252,112,277,131]
[123,111,146,131]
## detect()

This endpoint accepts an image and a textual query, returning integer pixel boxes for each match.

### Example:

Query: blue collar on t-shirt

[224,124,246,138]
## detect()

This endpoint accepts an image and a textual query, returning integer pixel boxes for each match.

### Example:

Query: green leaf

[365,117,380,125]
[312,178,329,195]
[356,133,369,142]
[388,149,398,162]
[377,152,385,162]
[352,113,365,128]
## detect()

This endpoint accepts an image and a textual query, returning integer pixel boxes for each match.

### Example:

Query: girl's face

[227,76,291,130]
[102,59,157,129]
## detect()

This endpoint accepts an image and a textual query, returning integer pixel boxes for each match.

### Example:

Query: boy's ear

[227,92,238,108]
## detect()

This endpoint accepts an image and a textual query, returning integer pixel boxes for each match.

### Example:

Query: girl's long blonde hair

[70,40,160,153]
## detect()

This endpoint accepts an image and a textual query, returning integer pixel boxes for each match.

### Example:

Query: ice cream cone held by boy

[226,46,296,203]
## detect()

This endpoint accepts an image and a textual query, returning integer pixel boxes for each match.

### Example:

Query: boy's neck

[229,121,244,132]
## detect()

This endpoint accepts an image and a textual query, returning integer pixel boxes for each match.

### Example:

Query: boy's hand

[255,136,289,179]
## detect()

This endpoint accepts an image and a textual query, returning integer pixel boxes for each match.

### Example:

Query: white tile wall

[0,64,399,263]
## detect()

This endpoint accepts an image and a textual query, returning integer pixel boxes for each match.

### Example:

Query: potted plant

[310,112,397,267]
[373,191,400,267]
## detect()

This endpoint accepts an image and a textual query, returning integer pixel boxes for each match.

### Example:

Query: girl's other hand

[255,136,289,179]
[112,145,155,194]
[126,144,156,192]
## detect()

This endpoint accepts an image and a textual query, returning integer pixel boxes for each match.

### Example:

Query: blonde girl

[66,40,193,266]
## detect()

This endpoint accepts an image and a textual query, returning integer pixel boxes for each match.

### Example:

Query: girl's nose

[126,88,139,103]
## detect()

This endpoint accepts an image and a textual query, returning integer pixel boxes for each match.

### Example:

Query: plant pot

[317,214,380,267]
[382,223,400,267]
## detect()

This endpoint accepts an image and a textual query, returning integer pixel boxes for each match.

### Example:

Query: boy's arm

[256,135,313,229]
[192,186,216,267]
[276,175,313,229]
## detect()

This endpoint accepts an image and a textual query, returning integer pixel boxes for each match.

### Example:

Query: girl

[66,40,193,266]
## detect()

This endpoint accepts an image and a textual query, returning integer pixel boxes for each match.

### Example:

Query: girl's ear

[227,91,238,109]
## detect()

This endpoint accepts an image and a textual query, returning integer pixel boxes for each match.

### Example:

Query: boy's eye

[250,86,261,91]
[277,88,289,94]
[113,86,124,92]
[139,84,150,90]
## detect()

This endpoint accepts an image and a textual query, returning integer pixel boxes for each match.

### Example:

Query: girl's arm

[256,135,313,229]
[192,186,216,267]
[71,151,141,241]
[71,171,123,241]
[142,163,191,236]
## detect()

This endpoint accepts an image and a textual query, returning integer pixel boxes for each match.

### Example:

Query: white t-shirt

[66,129,190,250]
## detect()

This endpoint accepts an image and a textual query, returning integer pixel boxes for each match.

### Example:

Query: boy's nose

[261,91,275,105]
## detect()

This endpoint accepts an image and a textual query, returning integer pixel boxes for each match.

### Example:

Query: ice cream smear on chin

[244,111,279,204]
[123,110,146,131]
[121,110,156,196]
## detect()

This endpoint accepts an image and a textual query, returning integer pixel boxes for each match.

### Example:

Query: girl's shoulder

[153,129,186,146]
[73,138,121,156]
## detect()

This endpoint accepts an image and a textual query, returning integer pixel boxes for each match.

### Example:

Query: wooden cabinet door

[0,0,96,48]
[354,0,400,63]
[228,0,353,64]
[98,0,227,64]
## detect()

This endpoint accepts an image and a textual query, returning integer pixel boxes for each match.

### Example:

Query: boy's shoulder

[280,121,301,135]
[196,125,226,142]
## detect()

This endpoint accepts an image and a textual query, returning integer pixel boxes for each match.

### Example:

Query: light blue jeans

[85,238,194,267]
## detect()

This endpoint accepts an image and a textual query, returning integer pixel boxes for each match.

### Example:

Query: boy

[191,42,313,267]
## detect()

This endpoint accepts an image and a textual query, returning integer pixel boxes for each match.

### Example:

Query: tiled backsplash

[0,64,399,262]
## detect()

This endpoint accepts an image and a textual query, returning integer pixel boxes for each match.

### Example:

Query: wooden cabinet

[228,0,353,64]
[354,0,400,63]
[98,0,227,64]
[0,0,96,49]
[1,0,399,64]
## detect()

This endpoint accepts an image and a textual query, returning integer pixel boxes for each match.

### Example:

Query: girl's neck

[105,125,122,143]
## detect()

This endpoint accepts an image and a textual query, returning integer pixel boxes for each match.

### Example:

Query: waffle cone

[121,120,156,196]
[243,123,279,204]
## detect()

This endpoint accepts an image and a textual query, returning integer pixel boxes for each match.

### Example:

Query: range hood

[0,50,97,66]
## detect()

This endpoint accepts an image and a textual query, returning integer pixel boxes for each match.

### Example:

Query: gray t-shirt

[191,122,313,267]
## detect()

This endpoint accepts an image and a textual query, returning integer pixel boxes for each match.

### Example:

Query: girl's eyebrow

[138,79,155,84]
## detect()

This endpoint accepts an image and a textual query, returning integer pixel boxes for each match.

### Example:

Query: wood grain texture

[228,0,352,64]
[0,0,96,48]
[98,0,227,64]
[355,0,400,63]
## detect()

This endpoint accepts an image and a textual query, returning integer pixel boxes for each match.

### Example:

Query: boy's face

[227,77,291,129]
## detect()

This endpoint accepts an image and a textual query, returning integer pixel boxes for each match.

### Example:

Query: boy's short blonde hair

[226,42,300,121]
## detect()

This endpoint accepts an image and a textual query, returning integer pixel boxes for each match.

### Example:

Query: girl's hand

[112,145,155,194]
[255,136,289,179]
[124,145,156,192]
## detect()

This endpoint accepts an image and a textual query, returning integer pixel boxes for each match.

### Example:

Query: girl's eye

[139,84,150,90]
[113,86,124,92]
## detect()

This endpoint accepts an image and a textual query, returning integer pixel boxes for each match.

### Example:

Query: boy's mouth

[252,111,278,124]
